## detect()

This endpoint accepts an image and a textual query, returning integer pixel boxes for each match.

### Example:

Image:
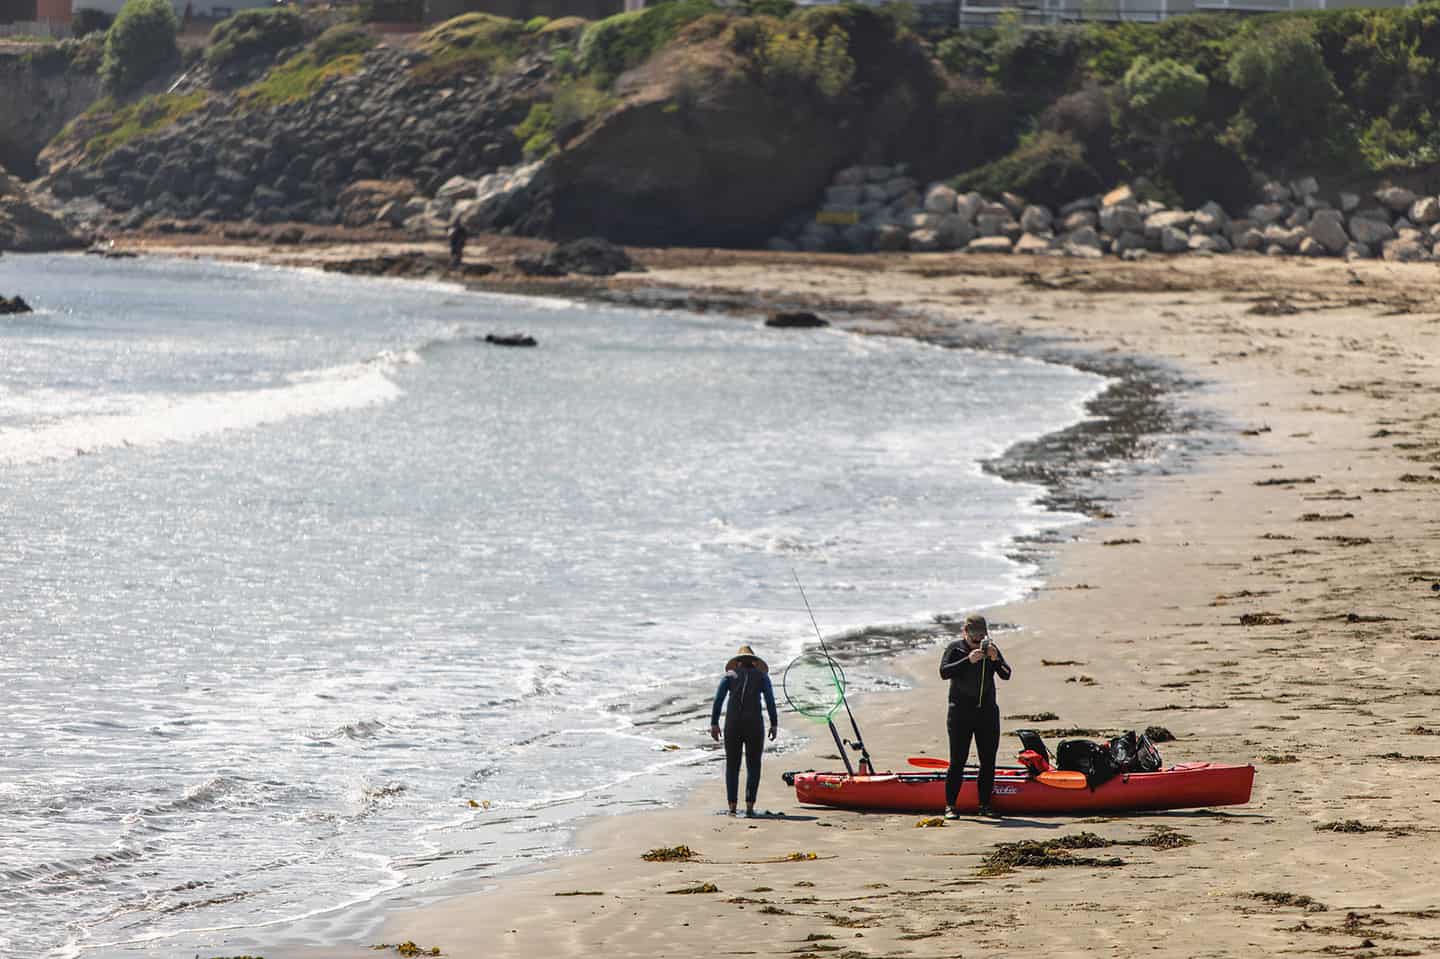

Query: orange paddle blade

[907,756,949,769]
[1037,770,1087,789]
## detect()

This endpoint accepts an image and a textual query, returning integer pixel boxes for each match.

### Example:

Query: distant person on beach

[447,220,468,268]
[711,645,778,818]
[938,614,1012,820]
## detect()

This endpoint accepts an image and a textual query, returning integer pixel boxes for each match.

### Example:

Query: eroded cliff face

[0,165,84,251]
[0,48,103,179]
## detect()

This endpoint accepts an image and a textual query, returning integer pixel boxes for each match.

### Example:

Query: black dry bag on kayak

[1109,731,1139,771]
[1135,733,1163,772]
[1056,739,1118,789]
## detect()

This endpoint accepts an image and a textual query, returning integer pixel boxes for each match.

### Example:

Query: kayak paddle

[906,755,1087,789]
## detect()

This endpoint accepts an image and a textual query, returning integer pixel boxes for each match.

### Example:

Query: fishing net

[782,651,848,722]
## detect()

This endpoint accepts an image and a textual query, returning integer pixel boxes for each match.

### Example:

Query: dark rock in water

[518,237,637,278]
[484,333,537,348]
[1,295,32,314]
[766,311,829,328]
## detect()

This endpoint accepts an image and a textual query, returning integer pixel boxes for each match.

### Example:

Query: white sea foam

[0,356,406,465]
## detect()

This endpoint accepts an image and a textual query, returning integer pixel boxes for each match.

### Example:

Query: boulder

[826,184,863,208]
[1290,176,1319,198]
[1065,225,1102,249]
[1348,216,1396,246]
[1376,185,1418,212]
[1382,237,1427,262]
[966,235,1014,254]
[1338,192,1360,212]
[1259,180,1292,204]
[1308,209,1350,254]
[1191,202,1228,235]
[1060,195,1099,215]
[1233,227,1265,251]
[1064,240,1103,259]
[1000,192,1026,216]
[1062,210,1097,232]
[1247,203,1287,225]
[1019,204,1053,234]
[1409,196,1440,225]
[1111,229,1146,253]
[338,179,419,228]
[1159,225,1189,253]
[976,213,1011,237]
[905,211,944,231]
[1344,242,1372,260]
[1286,206,1311,227]
[1188,233,1227,254]
[937,214,976,250]
[924,184,958,214]
[1014,232,1053,254]
[908,228,942,251]
[1298,236,1327,257]
[832,166,866,187]
[955,191,984,223]
[874,224,908,251]
[1101,184,1135,208]
[1099,204,1144,235]
[1144,210,1192,244]
[1262,224,1305,252]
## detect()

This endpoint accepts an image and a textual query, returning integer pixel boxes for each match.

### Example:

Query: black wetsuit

[712,666,778,806]
[939,640,1012,808]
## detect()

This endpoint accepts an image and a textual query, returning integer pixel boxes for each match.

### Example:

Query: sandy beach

[117,239,1440,959]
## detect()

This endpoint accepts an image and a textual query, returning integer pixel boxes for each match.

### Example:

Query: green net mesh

[782,651,848,722]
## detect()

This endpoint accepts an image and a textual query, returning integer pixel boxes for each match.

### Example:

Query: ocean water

[0,254,1106,957]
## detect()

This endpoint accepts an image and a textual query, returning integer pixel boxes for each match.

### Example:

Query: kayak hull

[788,762,1254,814]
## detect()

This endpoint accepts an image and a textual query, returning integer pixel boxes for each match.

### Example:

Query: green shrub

[577,0,717,85]
[206,8,306,70]
[82,90,208,157]
[1225,18,1338,164]
[100,0,179,95]
[952,130,1102,206]
[515,102,556,159]
[240,51,364,108]
[413,13,527,82]
[747,21,855,99]
[524,15,551,32]
[313,23,376,62]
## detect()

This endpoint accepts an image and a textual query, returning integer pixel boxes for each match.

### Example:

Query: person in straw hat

[710,645,779,817]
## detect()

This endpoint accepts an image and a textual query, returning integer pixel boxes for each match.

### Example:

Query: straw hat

[725,644,769,673]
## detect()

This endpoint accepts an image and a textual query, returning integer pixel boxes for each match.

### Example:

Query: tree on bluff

[101,0,180,96]
[1225,18,1338,166]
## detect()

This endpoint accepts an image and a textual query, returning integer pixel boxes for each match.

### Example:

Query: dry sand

[128,239,1440,959]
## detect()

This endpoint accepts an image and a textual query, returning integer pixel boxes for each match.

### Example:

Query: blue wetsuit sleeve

[763,673,778,726]
[711,676,730,726]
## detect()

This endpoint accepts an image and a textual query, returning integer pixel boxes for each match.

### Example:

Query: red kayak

[785,762,1254,814]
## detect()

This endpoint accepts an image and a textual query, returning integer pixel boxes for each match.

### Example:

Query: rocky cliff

[0,42,102,179]
[34,7,1007,245]
[0,165,84,252]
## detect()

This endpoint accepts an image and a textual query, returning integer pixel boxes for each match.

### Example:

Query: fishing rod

[793,571,875,776]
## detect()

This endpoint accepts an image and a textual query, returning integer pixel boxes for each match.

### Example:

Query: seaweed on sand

[643,844,698,862]
[978,832,1123,877]
[1245,891,1328,912]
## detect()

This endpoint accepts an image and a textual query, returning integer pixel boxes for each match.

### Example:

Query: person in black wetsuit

[447,220,469,269]
[938,614,1012,820]
[710,645,778,818]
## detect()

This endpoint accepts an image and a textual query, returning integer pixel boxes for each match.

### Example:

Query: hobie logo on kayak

[993,785,1020,795]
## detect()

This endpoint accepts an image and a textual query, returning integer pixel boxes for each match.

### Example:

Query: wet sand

[114,238,1440,958]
